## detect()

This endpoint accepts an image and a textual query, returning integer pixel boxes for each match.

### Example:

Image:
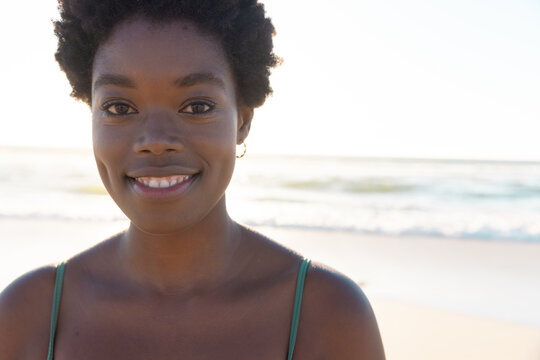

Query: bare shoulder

[295,262,386,360]
[0,265,58,357]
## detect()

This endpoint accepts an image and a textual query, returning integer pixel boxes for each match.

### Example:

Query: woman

[0,0,385,358]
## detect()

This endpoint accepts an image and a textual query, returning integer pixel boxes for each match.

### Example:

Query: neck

[117,197,246,294]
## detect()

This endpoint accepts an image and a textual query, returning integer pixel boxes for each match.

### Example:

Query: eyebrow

[92,72,226,91]
[93,74,136,90]
[174,72,225,89]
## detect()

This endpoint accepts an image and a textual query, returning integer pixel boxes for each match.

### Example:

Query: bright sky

[1,0,539,160]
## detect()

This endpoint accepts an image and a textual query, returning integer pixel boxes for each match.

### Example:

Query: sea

[2,146,540,243]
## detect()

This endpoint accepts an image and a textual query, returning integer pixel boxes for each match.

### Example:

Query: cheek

[196,108,238,154]
[92,122,129,191]
[195,114,238,185]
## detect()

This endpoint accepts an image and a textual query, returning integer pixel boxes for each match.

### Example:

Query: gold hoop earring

[236,142,247,158]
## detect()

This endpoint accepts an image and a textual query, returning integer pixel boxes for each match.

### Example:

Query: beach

[262,226,540,360]
[2,218,539,360]
[2,146,540,358]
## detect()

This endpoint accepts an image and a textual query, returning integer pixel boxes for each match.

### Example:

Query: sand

[1,218,540,360]
[374,299,540,360]
[261,226,540,360]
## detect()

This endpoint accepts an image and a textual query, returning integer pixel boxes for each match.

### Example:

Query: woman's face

[91,18,252,234]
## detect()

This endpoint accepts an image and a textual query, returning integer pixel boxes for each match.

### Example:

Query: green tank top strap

[287,258,311,360]
[47,261,65,360]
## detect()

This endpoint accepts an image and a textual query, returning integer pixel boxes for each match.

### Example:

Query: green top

[47,258,311,359]
[287,258,311,360]
[47,261,65,360]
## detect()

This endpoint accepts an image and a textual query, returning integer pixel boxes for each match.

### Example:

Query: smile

[128,172,199,201]
[135,175,192,189]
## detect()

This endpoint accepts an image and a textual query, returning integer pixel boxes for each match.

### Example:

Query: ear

[236,106,254,145]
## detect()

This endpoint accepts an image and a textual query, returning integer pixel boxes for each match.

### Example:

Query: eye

[101,101,137,116]
[180,101,214,114]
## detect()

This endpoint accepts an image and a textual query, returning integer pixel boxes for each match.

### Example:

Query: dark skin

[0,18,385,359]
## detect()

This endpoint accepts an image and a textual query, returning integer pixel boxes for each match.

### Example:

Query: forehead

[92,17,233,87]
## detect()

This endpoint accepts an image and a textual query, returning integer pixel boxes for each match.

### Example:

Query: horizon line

[2,144,540,164]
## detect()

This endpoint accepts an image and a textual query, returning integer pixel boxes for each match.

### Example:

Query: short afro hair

[54,0,280,108]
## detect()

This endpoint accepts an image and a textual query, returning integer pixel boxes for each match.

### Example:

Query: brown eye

[180,101,214,114]
[102,102,137,115]
[112,104,130,114]
[191,103,209,113]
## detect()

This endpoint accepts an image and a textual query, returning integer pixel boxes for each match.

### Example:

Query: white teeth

[135,175,192,189]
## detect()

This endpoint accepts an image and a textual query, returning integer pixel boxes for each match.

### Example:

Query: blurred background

[1,0,539,358]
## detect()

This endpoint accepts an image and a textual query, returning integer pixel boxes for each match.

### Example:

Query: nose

[133,111,185,155]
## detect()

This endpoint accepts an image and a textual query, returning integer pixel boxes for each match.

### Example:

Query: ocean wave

[0,212,127,223]
[4,148,540,243]
[3,207,540,242]
[462,184,540,199]
[241,219,540,242]
[282,179,415,194]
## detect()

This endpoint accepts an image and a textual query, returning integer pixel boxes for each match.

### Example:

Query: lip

[127,172,199,202]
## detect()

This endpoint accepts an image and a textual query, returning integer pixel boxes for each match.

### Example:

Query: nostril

[133,137,185,155]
